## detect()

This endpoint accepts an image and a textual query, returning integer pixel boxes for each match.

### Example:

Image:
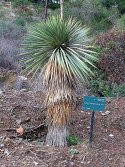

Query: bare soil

[0,90,125,167]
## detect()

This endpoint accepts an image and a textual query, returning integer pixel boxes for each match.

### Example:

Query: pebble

[105,111,111,114]
[18,76,27,81]
[87,161,90,164]
[16,119,22,125]
[4,148,10,156]
[70,162,74,166]
[0,90,3,95]
[86,126,90,129]
[103,138,108,141]
[109,134,114,138]
[33,162,39,165]
[102,110,111,116]
[0,144,4,148]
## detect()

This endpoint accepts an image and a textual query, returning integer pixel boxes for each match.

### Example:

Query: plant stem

[45,0,48,21]
[60,0,64,20]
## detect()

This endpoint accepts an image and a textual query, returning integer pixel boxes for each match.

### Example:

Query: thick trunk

[45,101,72,147]
[46,125,68,147]
[44,62,76,147]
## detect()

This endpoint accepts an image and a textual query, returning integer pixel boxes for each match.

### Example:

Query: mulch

[0,90,125,167]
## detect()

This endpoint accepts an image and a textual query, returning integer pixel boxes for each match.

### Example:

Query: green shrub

[15,17,26,26]
[89,70,111,97]
[35,3,44,13]
[11,0,32,7]
[111,84,125,97]
[89,69,125,97]
[48,3,60,10]
[115,14,125,29]
[102,0,125,15]
[101,0,116,8]
[67,135,79,146]
[0,20,25,39]
[69,148,79,154]
[54,0,119,33]
[90,28,125,97]
[92,18,112,33]
[0,5,11,19]
[96,28,125,85]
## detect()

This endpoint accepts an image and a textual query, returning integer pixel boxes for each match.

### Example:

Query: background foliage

[1,0,125,97]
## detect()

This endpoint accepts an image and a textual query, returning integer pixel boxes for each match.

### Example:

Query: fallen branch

[17,123,47,138]
[0,123,46,134]
[0,128,16,132]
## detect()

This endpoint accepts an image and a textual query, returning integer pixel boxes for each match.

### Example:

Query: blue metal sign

[83,96,105,112]
[82,96,106,145]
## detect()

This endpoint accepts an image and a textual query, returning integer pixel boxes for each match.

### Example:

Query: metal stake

[89,111,95,145]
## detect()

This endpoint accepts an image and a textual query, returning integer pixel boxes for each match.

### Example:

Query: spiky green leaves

[22,16,98,81]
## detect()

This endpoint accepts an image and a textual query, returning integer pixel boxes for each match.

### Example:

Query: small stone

[81,161,84,164]
[87,126,90,129]
[106,99,111,103]
[16,119,22,125]
[33,162,39,165]
[0,144,4,148]
[105,111,110,114]
[20,89,27,92]
[0,90,3,95]
[19,76,27,81]
[4,148,10,156]
[70,162,74,166]
[87,161,90,164]
[109,134,114,138]
[102,110,111,116]
[4,137,11,142]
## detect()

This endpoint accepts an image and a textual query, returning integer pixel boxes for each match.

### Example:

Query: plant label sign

[83,96,105,112]
[82,96,106,145]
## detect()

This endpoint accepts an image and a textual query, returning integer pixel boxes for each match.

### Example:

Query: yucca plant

[22,16,98,147]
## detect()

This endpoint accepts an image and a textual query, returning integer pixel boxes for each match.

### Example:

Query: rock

[16,119,22,125]
[109,134,114,138]
[4,137,11,142]
[87,126,90,129]
[0,90,3,94]
[33,162,39,165]
[0,144,4,148]
[103,138,108,141]
[87,161,90,164]
[15,76,30,90]
[105,111,111,114]
[81,161,84,164]
[4,148,10,156]
[70,162,74,166]
[19,76,27,81]
[102,110,111,116]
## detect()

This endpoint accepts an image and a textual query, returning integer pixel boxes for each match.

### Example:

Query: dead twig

[0,128,16,132]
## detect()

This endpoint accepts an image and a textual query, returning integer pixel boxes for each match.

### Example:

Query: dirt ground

[0,90,125,167]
